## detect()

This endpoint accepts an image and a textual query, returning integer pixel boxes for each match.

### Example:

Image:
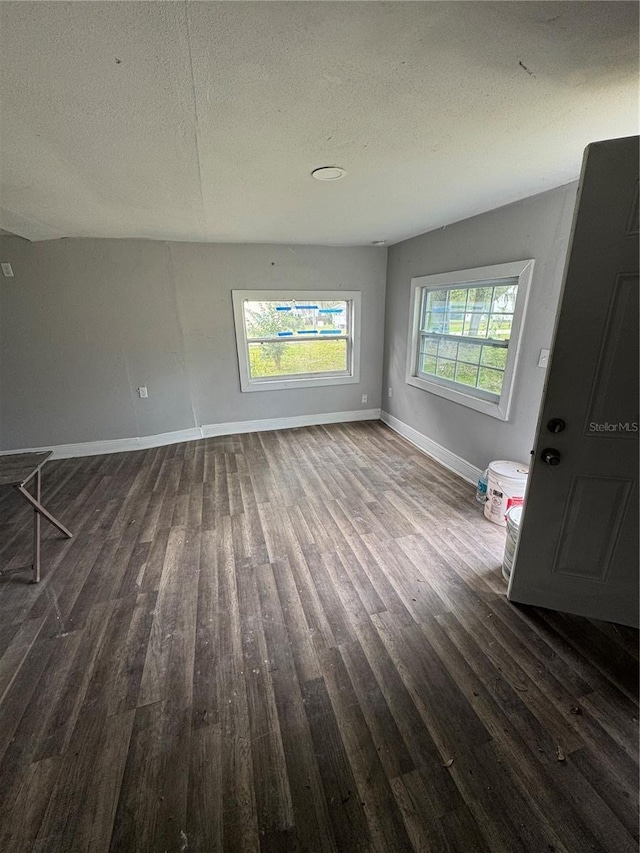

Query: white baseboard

[380,410,481,485]
[0,409,382,459]
[200,408,380,438]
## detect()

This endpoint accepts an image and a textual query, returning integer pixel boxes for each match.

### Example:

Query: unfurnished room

[0,2,638,851]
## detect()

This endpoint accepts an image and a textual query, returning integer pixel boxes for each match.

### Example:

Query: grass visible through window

[249,340,347,378]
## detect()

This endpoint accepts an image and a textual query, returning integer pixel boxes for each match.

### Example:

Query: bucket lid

[506,505,523,528]
[488,460,529,480]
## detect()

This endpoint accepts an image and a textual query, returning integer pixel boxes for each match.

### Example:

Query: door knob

[547,418,566,433]
[541,448,561,466]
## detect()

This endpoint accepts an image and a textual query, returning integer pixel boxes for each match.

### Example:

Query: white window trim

[232,289,362,392]
[405,259,534,421]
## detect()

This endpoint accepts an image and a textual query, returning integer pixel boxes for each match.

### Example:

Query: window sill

[240,373,359,392]
[406,373,509,420]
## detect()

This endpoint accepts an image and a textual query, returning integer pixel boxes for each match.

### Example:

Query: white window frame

[405,259,534,421]
[232,289,362,392]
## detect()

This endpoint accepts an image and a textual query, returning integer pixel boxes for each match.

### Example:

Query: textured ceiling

[0,1,637,245]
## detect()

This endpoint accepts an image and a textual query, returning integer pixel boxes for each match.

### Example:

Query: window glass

[245,300,347,339]
[417,279,518,398]
[478,366,504,394]
[248,339,347,378]
[435,358,456,380]
[455,362,479,387]
[233,292,360,391]
[244,299,349,379]
[458,342,481,364]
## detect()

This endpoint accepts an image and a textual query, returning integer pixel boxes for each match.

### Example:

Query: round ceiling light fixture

[311,166,347,182]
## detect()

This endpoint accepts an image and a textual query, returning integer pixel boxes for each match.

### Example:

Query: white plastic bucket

[502,505,523,581]
[483,460,529,527]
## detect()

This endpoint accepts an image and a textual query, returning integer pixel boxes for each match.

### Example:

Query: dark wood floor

[0,421,637,853]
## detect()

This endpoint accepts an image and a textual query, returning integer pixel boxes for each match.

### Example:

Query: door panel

[585,272,638,433]
[509,136,639,627]
[553,474,633,580]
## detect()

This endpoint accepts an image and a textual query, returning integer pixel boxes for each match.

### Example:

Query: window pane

[463,313,489,337]
[480,345,508,369]
[447,289,468,312]
[438,339,458,360]
[492,283,518,313]
[436,358,456,380]
[422,337,438,356]
[477,366,504,394]
[488,314,513,340]
[248,339,347,378]
[467,286,493,313]
[447,313,465,334]
[424,312,445,333]
[425,290,448,313]
[458,342,481,364]
[422,283,518,345]
[421,355,437,375]
[455,362,479,387]
[245,300,347,339]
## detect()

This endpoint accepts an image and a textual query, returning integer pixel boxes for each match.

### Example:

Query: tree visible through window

[244,299,348,379]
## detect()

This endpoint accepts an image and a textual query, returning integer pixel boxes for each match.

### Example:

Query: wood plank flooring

[0,420,637,852]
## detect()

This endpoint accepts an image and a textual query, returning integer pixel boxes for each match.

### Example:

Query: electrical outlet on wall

[137,386,148,398]
[388,387,393,398]
[1,263,14,277]
[538,349,550,368]
[361,394,368,404]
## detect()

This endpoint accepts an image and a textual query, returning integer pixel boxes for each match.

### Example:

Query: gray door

[508,136,639,627]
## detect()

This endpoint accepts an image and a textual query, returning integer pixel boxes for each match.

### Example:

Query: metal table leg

[15,483,73,539]
[33,467,41,583]
[12,471,73,583]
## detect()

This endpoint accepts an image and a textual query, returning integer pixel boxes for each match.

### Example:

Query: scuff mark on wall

[518,61,536,78]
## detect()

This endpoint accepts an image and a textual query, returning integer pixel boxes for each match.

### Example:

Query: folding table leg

[15,484,73,539]
[13,470,72,583]
[33,467,41,583]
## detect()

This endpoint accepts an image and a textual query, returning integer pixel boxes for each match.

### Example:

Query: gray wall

[0,239,386,450]
[382,183,578,470]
